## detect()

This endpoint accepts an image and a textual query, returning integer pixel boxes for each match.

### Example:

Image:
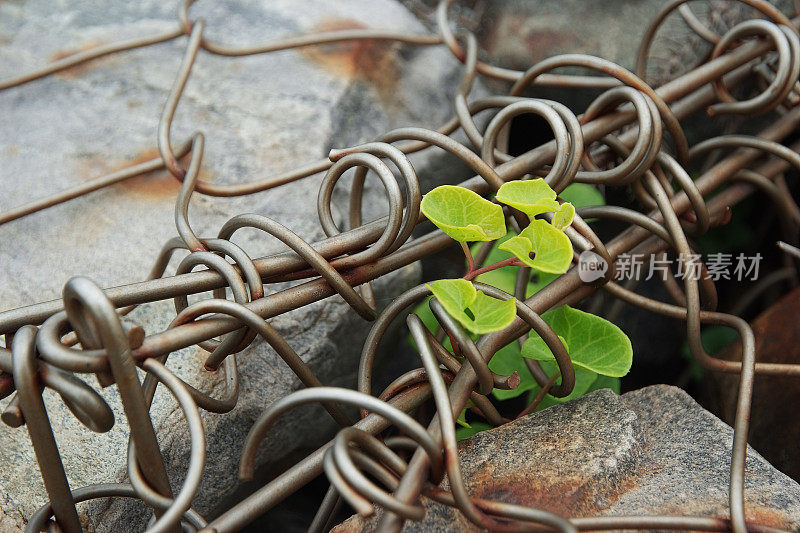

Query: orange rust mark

[119,148,203,200]
[472,474,592,515]
[50,41,113,78]
[466,461,640,518]
[121,169,178,199]
[660,503,793,530]
[300,18,399,102]
[5,145,18,156]
[744,506,794,529]
[77,148,212,201]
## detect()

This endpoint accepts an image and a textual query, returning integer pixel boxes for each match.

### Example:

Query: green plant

[414,180,633,439]
[420,179,576,334]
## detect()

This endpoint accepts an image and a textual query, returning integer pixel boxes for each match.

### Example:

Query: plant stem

[516,371,560,419]
[446,329,463,358]
[459,241,475,274]
[463,256,524,281]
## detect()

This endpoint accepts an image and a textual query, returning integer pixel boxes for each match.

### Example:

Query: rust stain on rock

[472,473,594,515]
[300,18,399,101]
[76,148,212,201]
[468,469,637,517]
[50,42,115,78]
[659,503,794,531]
[743,505,797,530]
[117,148,183,200]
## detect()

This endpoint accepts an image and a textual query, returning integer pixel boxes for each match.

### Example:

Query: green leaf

[470,292,516,331]
[421,185,506,242]
[524,362,620,412]
[522,306,632,377]
[456,408,471,428]
[490,345,600,405]
[559,183,604,208]
[456,421,493,440]
[426,279,475,318]
[498,220,573,273]
[426,279,517,335]
[552,202,575,230]
[496,179,560,217]
[488,305,628,409]
[526,271,559,297]
[595,373,621,394]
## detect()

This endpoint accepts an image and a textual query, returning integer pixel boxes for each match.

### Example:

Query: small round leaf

[521,305,633,377]
[498,219,573,273]
[559,183,604,208]
[421,185,506,242]
[552,202,575,230]
[496,179,560,217]
[426,278,517,335]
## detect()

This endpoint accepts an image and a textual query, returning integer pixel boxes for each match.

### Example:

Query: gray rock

[335,385,800,532]
[402,0,796,85]
[0,0,472,530]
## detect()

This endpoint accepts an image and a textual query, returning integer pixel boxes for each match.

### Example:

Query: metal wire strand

[218,213,377,320]
[11,326,83,533]
[27,483,207,533]
[577,87,662,186]
[509,53,690,165]
[4,3,800,533]
[635,0,797,81]
[179,0,443,57]
[62,277,178,530]
[708,20,800,116]
[0,28,185,91]
[129,357,206,533]
[238,387,444,485]
[170,297,351,426]
[481,100,583,193]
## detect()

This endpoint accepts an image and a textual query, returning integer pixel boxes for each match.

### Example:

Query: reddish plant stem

[516,371,560,419]
[446,329,463,359]
[463,256,525,281]
[460,241,475,273]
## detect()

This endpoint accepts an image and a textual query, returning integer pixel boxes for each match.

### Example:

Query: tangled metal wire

[2,0,800,531]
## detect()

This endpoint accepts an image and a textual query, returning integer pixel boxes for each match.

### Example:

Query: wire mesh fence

[1,0,800,532]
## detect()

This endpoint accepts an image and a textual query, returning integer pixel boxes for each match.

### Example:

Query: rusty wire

[1,1,800,532]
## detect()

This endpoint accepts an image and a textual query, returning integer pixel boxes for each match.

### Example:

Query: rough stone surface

[700,286,800,482]
[334,385,800,532]
[0,1,473,530]
[438,0,797,84]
